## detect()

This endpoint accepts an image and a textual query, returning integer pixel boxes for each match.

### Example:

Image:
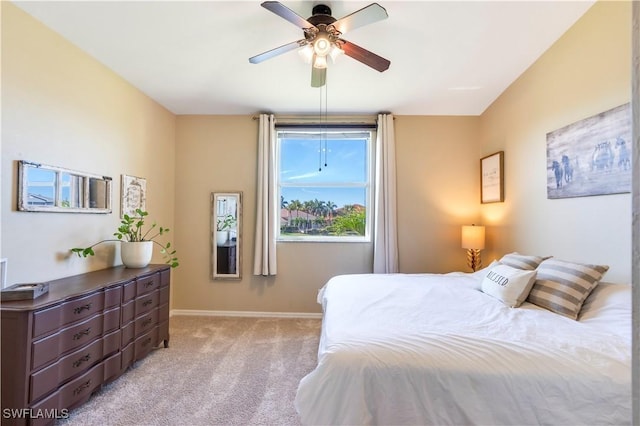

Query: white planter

[216,230,228,246]
[121,241,153,268]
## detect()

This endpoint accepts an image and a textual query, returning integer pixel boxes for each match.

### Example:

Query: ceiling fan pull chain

[324,80,328,168]
[318,85,323,172]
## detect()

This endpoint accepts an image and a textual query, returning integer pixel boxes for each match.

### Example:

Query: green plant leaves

[70,210,179,268]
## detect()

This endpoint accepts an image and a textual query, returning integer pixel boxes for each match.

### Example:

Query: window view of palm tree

[277,129,372,240]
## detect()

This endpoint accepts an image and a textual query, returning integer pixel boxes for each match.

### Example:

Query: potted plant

[216,214,236,246]
[71,209,179,268]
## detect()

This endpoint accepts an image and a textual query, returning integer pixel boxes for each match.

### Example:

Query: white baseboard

[170,309,322,319]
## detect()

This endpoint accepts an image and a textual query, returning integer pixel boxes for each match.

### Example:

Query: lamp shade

[461,225,485,250]
[313,54,327,69]
[313,35,331,56]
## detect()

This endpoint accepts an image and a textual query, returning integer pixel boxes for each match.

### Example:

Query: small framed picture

[481,151,504,203]
[121,175,147,218]
[0,258,7,289]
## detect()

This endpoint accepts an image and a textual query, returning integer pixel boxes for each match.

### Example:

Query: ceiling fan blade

[311,66,326,88]
[340,40,390,72]
[249,39,305,64]
[261,1,314,29]
[333,3,388,35]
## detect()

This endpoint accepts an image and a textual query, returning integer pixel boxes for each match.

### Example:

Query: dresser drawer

[159,303,169,324]
[31,363,104,425]
[122,299,135,324]
[159,285,169,305]
[123,280,136,303]
[30,338,103,402]
[134,308,158,337]
[30,363,104,418]
[121,321,135,347]
[136,272,160,297]
[103,306,120,334]
[121,342,134,370]
[32,315,104,371]
[134,290,159,316]
[134,326,159,362]
[31,323,120,402]
[33,292,105,339]
[160,268,170,287]
[103,352,121,383]
[104,285,122,309]
[102,329,121,358]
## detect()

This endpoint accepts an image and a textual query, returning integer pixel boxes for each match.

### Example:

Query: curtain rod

[251,113,392,122]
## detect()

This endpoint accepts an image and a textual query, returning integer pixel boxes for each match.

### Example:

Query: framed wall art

[546,103,631,199]
[481,151,504,203]
[121,174,146,218]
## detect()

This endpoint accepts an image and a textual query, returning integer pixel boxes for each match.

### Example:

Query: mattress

[295,272,631,425]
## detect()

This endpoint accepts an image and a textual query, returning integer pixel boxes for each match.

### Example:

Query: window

[277,126,374,242]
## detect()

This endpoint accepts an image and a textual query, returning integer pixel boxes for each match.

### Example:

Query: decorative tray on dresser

[1,264,170,426]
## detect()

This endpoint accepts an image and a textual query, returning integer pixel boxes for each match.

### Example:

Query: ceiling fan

[249,1,390,87]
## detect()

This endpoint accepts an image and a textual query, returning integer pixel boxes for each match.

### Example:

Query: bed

[295,255,631,425]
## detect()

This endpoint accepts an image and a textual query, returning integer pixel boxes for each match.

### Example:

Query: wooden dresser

[1,265,170,426]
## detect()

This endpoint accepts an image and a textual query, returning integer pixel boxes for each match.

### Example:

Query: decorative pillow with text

[481,263,537,308]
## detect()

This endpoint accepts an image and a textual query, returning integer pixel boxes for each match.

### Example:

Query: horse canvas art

[546,103,631,199]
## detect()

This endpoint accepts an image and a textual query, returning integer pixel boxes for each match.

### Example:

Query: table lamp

[461,225,485,272]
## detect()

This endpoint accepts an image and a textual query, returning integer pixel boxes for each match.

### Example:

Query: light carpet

[57,316,322,426]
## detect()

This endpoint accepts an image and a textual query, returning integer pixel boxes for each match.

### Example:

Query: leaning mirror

[211,192,242,280]
[17,160,112,213]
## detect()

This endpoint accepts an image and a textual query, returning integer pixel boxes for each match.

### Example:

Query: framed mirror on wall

[211,192,242,280]
[17,160,112,213]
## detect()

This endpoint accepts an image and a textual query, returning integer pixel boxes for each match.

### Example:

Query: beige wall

[479,0,632,283]
[395,116,481,273]
[1,3,176,284]
[172,115,480,313]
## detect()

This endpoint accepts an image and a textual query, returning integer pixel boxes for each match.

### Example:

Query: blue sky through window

[279,133,369,208]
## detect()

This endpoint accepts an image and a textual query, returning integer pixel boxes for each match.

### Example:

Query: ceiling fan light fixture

[298,44,314,63]
[329,44,344,63]
[249,2,391,86]
[313,54,328,69]
[313,35,332,57]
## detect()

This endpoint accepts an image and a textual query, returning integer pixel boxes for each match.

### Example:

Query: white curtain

[253,114,277,276]
[373,114,399,273]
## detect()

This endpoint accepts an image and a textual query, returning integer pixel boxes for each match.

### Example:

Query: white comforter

[295,272,631,425]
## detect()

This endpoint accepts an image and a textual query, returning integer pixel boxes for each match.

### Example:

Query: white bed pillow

[481,263,537,308]
[498,252,549,270]
[527,258,609,320]
[579,282,631,343]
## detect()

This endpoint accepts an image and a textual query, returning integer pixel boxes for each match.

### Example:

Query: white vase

[121,241,153,268]
[216,230,228,246]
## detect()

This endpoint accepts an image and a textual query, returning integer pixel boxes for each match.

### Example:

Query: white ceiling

[13,0,595,115]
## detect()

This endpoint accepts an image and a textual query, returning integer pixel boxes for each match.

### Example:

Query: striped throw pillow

[499,252,548,270]
[527,258,609,319]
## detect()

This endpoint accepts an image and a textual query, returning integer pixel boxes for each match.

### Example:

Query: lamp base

[466,249,482,272]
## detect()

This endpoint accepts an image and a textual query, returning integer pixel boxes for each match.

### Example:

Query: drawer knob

[73,303,92,315]
[72,354,91,368]
[144,281,155,288]
[142,318,153,328]
[142,299,153,307]
[73,327,92,341]
[73,379,92,396]
[142,337,152,347]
